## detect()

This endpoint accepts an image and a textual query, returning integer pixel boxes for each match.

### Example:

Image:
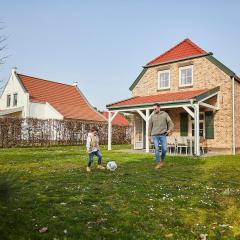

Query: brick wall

[132,56,234,152]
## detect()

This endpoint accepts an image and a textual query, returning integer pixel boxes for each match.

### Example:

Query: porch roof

[107,87,220,110]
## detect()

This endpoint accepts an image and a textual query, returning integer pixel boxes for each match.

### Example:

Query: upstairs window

[179,65,193,87]
[7,94,11,107]
[13,93,18,106]
[158,70,170,90]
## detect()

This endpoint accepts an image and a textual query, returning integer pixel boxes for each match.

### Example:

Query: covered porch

[0,107,24,118]
[106,87,220,156]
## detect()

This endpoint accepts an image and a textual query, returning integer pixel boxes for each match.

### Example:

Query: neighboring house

[107,39,240,155]
[102,111,129,126]
[0,68,106,122]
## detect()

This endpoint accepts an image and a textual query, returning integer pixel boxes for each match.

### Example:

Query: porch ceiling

[0,107,24,116]
[107,87,220,111]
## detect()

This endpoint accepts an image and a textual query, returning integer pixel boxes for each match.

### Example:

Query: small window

[158,70,170,90]
[7,94,11,107]
[13,93,18,106]
[179,66,193,87]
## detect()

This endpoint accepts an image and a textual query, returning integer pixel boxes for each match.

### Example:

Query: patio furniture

[167,136,176,154]
[176,137,189,155]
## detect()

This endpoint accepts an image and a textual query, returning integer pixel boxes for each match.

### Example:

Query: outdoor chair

[176,136,189,155]
[167,136,176,154]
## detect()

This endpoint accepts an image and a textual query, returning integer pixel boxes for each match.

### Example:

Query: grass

[0,145,240,240]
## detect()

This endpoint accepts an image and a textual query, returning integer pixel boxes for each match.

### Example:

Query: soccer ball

[106,161,117,171]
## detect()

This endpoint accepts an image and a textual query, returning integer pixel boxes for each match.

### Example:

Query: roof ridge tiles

[147,38,207,66]
[17,73,75,88]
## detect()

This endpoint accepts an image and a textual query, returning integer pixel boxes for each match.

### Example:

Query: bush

[0,118,132,148]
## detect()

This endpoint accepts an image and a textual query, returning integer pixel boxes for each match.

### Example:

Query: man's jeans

[88,150,102,167]
[153,135,167,162]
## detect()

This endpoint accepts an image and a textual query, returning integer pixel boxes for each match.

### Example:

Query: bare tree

[0,22,7,64]
[0,22,8,91]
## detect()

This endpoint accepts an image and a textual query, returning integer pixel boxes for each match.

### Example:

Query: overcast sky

[1,0,240,110]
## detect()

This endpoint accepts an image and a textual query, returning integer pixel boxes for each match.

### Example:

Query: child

[86,126,105,172]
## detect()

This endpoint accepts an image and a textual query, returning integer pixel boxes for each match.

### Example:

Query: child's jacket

[86,133,99,153]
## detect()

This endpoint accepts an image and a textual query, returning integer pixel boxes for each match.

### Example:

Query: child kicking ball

[86,126,105,172]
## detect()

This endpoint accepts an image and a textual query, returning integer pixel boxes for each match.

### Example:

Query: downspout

[232,76,236,155]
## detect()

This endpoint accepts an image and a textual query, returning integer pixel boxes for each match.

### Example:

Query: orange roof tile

[17,74,106,122]
[107,89,208,109]
[147,39,207,66]
[102,112,129,126]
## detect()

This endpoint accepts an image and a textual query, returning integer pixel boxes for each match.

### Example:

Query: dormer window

[6,94,11,107]
[13,93,18,106]
[179,65,193,87]
[158,70,170,90]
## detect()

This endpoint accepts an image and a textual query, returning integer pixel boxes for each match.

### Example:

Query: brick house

[0,68,106,122]
[106,39,240,155]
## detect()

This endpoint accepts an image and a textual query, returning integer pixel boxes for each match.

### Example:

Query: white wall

[29,101,63,119]
[0,70,29,117]
[1,69,63,120]
[29,102,46,118]
[45,102,63,119]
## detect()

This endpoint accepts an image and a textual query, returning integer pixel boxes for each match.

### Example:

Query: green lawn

[0,145,240,240]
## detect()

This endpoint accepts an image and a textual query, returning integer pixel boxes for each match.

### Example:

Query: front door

[134,115,144,149]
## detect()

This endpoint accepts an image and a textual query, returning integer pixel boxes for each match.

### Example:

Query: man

[148,103,174,169]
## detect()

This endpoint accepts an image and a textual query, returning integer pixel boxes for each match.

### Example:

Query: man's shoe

[86,166,91,172]
[155,162,165,169]
[97,164,105,170]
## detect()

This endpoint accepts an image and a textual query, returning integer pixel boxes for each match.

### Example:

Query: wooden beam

[183,106,194,118]
[110,110,119,122]
[194,104,200,156]
[137,110,146,121]
[108,111,112,151]
[199,102,219,110]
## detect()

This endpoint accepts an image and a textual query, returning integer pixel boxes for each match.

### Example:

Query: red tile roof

[102,112,129,126]
[17,74,106,122]
[147,39,207,66]
[107,89,208,108]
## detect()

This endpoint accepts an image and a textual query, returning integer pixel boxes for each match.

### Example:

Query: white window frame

[158,70,170,90]
[179,65,193,87]
[13,92,18,107]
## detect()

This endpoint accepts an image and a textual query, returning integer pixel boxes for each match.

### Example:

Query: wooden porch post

[194,103,200,156]
[108,111,112,151]
[107,111,119,151]
[145,109,150,153]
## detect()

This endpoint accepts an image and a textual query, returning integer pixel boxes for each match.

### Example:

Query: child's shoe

[97,164,105,170]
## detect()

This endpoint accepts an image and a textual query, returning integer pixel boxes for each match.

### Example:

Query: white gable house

[0,68,106,122]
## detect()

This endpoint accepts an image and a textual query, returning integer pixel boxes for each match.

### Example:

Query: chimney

[12,67,17,75]
[73,81,78,87]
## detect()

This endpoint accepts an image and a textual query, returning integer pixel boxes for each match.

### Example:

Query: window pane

[181,67,192,86]
[7,95,11,107]
[159,72,169,88]
[13,93,18,106]
[192,122,204,137]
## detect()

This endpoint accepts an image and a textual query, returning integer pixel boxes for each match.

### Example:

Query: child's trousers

[87,150,102,167]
